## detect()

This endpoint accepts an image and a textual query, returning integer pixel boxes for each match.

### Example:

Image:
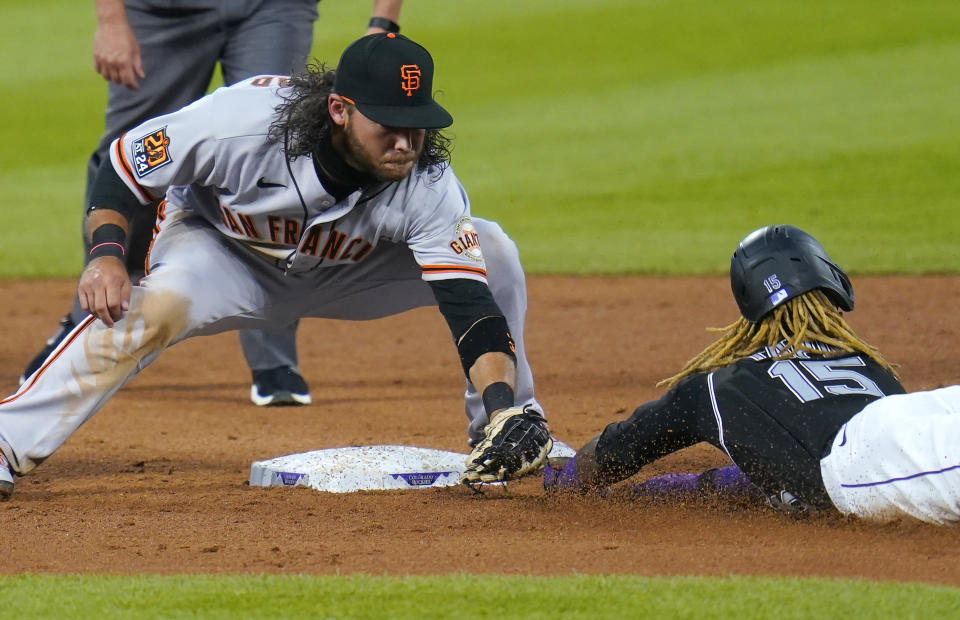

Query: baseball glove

[461,406,553,483]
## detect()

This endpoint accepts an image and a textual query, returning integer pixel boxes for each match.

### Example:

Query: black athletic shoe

[19,315,76,385]
[250,366,312,406]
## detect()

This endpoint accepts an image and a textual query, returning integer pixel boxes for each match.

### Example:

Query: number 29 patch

[132,127,172,178]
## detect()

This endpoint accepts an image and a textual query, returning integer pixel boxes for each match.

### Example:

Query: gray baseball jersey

[114,75,487,283]
[0,76,543,474]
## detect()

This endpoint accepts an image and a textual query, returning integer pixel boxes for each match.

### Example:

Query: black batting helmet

[730,225,854,323]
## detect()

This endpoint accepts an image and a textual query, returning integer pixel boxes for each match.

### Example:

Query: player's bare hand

[93,16,145,89]
[78,257,131,327]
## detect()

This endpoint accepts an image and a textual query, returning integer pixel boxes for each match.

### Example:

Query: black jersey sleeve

[429,278,502,338]
[429,278,516,376]
[594,375,712,485]
[87,158,140,221]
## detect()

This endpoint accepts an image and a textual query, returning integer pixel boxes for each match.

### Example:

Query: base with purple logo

[250,441,577,493]
[249,445,470,493]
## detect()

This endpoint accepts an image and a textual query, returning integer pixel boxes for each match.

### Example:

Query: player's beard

[341,123,421,182]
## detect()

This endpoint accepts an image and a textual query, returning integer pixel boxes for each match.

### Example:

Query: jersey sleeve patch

[131,127,173,178]
[449,217,484,262]
[113,134,156,204]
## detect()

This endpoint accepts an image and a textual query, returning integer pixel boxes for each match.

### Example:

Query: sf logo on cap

[400,64,421,96]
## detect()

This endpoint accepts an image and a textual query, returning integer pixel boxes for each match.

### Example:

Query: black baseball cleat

[250,366,312,406]
[19,315,76,385]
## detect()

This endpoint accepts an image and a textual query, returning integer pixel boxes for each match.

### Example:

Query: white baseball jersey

[109,75,487,282]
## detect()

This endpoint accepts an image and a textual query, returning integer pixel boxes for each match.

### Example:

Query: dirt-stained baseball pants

[0,213,542,474]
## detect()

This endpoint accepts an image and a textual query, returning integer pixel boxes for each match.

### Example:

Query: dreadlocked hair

[658,289,898,389]
[268,61,453,172]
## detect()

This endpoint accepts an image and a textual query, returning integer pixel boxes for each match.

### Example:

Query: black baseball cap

[334,33,453,129]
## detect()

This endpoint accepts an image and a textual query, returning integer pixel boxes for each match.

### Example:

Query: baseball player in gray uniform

[22,0,406,407]
[0,33,552,498]
[545,225,960,525]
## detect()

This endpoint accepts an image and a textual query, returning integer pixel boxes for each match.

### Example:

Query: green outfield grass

[0,574,957,619]
[1,1,957,278]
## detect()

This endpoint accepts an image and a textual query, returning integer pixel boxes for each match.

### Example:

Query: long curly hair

[267,61,452,172]
[659,289,898,389]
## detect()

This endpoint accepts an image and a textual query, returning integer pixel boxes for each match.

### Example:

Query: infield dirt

[1,276,958,584]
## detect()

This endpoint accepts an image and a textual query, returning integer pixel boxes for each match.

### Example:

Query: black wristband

[456,315,517,376]
[89,223,126,260]
[368,16,400,33]
[482,382,515,416]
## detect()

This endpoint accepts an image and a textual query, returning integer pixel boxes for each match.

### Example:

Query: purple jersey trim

[841,462,960,488]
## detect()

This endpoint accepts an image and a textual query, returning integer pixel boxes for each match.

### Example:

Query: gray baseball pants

[0,212,542,473]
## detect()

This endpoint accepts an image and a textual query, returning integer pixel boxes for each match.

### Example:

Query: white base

[250,445,468,493]
[548,438,577,459]
[250,438,578,494]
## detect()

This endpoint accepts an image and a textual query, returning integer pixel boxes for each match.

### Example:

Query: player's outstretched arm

[546,380,716,493]
[467,351,517,408]
[543,436,604,492]
[429,279,553,482]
